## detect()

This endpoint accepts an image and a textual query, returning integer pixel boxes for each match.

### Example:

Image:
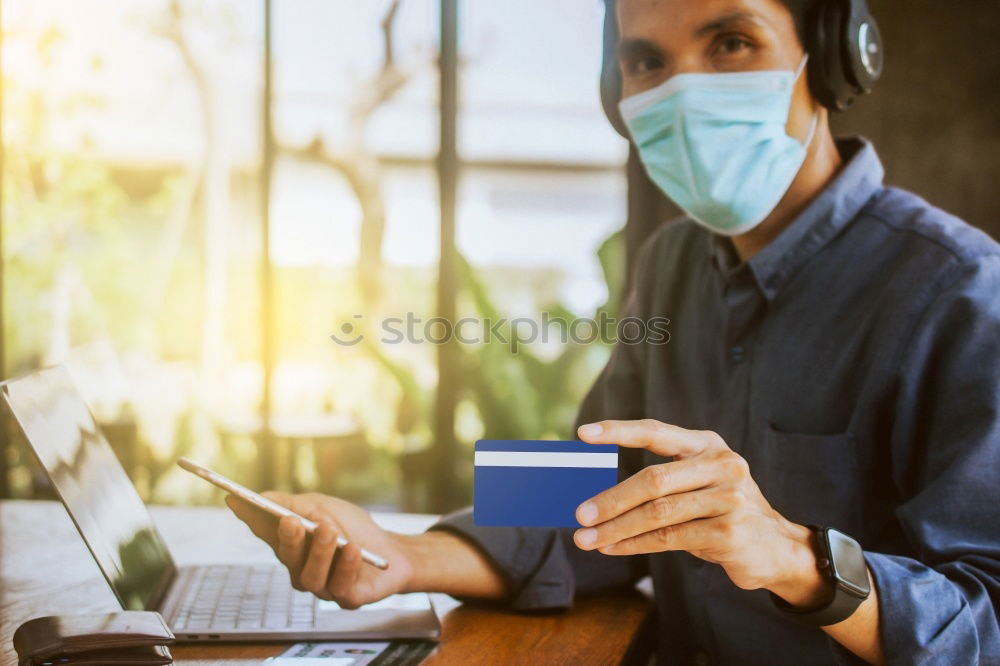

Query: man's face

[617,0,816,138]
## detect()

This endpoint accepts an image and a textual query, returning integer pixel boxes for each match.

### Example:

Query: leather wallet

[12,611,175,666]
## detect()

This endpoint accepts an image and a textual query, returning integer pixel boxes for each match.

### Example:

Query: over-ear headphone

[805,0,884,111]
[599,0,885,135]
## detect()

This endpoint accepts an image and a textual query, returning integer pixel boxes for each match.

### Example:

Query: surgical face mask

[619,56,818,236]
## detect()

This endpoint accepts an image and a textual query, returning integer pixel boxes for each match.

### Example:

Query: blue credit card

[473,440,619,528]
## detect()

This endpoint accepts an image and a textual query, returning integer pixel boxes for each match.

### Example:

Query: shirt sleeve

[427,239,660,610]
[869,254,1000,664]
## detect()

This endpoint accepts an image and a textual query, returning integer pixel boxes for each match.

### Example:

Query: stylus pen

[293,514,390,571]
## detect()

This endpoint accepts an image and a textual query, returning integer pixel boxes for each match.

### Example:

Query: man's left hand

[574,419,829,605]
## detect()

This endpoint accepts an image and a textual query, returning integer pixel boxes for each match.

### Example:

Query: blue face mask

[619,56,817,236]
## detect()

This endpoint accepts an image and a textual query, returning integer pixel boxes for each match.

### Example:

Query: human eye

[626,55,664,76]
[713,34,753,58]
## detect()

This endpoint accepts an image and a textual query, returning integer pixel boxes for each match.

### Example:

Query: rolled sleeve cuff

[428,506,575,611]
[866,551,992,665]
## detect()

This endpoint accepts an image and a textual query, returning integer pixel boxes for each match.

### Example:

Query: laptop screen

[1,366,175,610]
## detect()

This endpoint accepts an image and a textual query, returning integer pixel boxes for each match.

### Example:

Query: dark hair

[779,0,818,44]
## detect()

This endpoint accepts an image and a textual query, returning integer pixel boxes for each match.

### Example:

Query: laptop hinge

[147,563,180,614]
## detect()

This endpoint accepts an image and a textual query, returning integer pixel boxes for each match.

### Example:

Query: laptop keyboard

[173,565,317,631]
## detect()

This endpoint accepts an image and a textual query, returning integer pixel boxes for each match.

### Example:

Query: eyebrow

[617,10,766,63]
[617,37,664,64]
[694,11,764,37]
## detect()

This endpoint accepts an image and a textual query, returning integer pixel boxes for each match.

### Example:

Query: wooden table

[0,501,654,665]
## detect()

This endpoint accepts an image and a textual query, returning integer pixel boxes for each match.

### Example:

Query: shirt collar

[707,137,885,301]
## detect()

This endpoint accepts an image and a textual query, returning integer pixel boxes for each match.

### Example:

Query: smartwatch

[771,526,871,626]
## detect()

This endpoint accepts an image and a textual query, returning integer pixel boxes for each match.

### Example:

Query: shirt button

[729,345,746,362]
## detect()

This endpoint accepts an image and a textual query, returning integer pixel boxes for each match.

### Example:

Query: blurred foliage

[365,233,623,507]
[1,1,623,513]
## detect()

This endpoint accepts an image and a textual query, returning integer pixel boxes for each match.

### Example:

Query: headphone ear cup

[806,0,856,111]
[842,0,884,92]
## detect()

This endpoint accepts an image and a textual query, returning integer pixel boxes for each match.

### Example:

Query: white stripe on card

[474,451,618,469]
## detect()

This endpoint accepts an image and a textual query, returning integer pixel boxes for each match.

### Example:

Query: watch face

[826,529,871,598]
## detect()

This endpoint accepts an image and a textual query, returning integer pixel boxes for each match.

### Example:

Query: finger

[576,458,716,527]
[263,491,340,529]
[275,514,309,586]
[326,542,365,609]
[598,517,720,556]
[261,490,307,515]
[298,520,340,598]
[226,495,279,548]
[577,419,726,458]
[575,488,726,551]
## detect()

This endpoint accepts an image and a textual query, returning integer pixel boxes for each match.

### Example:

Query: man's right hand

[226,491,510,608]
[226,491,414,608]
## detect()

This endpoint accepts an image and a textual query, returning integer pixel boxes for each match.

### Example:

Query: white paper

[269,641,391,665]
[268,657,358,666]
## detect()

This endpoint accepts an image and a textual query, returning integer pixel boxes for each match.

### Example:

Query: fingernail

[317,528,334,545]
[579,423,603,438]
[577,528,597,547]
[578,501,598,524]
[279,520,297,538]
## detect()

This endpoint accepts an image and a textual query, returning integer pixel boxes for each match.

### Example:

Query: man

[229,0,1000,663]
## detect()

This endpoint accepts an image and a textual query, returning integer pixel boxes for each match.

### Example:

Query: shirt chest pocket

[760,425,866,534]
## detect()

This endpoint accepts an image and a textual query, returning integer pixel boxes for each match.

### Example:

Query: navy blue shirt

[432,139,1000,665]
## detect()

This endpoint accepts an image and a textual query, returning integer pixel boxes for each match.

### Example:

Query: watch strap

[770,584,864,627]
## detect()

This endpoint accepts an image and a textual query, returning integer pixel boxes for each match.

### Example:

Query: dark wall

[832,0,1000,239]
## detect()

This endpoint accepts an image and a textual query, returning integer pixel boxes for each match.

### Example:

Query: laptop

[1,366,441,642]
